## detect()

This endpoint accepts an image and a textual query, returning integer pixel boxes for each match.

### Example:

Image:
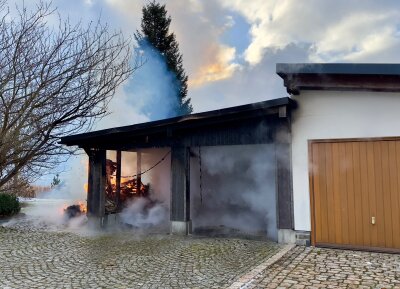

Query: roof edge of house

[276,63,400,95]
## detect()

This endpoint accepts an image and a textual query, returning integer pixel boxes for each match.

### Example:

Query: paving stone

[0,226,281,288]
[247,246,400,289]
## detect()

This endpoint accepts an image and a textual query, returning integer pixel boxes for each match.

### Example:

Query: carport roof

[277,63,400,95]
[60,97,294,148]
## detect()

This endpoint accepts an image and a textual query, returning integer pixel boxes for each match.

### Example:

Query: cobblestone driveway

[0,226,281,288]
[248,246,400,289]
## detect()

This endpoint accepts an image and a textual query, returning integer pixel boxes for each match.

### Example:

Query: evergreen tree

[135,1,193,115]
[51,174,61,188]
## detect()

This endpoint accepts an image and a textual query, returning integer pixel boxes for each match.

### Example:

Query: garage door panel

[325,143,336,243]
[389,141,400,248]
[381,141,393,248]
[394,142,400,248]
[332,143,342,244]
[359,142,371,247]
[318,142,329,243]
[352,142,364,246]
[345,142,356,245]
[311,139,400,251]
[373,142,386,248]
[312,143,322,243]
[339,143,349,245]
[366,142,378,247]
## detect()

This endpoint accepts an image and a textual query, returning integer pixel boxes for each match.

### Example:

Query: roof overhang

[276,63,400,95]
[60,97,295,149]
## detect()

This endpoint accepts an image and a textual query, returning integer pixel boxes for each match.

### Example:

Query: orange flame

[78,201,87,213]
[62,201,87,215]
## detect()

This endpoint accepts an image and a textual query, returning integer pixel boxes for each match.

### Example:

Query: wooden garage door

[310,139,400,251]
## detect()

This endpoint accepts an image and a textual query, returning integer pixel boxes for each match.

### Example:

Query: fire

[105,158,149,213]
[62,201,87,211]
[78,201,87,213]
[80,157,150,215]
[63,201,87,218]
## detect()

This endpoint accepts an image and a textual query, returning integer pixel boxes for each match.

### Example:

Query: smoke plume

[190,144,278,240]
[116,148,171,231]
[23,34,179,233]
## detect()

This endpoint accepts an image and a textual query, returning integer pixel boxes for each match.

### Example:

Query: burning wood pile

[105,159,149,213]
[63,150,169,219]
[64,202,87,219]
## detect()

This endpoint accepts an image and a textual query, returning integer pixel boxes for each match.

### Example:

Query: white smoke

[22,36,179,233]
[2,198,87,232]
[190,144,278,240]
[118,148,171,231]
[120,198,168,229]
[40,155,88,201]
[94,40,181,131]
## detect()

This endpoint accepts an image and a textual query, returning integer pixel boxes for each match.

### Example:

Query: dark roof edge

[276,63,400,95]
[60,97,294,145]
[276,63,400,76]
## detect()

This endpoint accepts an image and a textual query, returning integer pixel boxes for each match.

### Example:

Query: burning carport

[60,97,295,241]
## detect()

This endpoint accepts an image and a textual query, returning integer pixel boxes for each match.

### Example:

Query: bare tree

[0,1,141,193]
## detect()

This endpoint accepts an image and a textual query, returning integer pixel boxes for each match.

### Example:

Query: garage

[277,63,400,249]
[310,138,400,252]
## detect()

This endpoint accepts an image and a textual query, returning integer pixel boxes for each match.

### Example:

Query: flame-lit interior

[66,150,159,218]
[105,158,149,213]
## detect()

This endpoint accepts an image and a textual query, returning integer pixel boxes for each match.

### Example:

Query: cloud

[84,0,94,6]
[188,45,240,88]
[219,0,400,65]
[313,11,400,62]
[103,0,143,28]
[190,43,309,112]
[164,0,241,87]
[50,0,400,115]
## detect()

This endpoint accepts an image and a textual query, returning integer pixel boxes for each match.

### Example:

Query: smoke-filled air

[10,35,181,234]
[190,145,278,240]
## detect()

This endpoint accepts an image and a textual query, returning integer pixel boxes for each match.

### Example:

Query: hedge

[0,193,21,217]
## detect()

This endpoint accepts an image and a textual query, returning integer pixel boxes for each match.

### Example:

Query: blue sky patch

[220,12,251,57]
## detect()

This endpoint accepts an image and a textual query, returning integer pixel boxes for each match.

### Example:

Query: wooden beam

[137,150,142,196]
[275,120,294,229]
[279,106,287,118]
[170,146,190,222]
[116,150,121,210]
[87,149,106,218]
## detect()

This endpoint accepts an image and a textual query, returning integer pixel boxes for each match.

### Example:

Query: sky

[42,0,400,114]
[15,0,400,185]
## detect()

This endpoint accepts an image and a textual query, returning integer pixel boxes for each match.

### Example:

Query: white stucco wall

[291,90,400,231]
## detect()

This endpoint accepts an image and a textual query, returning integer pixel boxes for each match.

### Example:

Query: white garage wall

[291,90,400,231]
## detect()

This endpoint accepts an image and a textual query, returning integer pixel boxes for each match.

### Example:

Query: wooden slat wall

[310,139,400,250]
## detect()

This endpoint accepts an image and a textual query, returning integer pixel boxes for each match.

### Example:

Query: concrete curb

[227,244,296,289]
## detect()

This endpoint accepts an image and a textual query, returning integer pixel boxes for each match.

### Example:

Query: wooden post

[87,149,106,218]
[170,146,191,234]
[137,150,142,196]
[116,150,121,210]
[275,119,294,230]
